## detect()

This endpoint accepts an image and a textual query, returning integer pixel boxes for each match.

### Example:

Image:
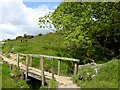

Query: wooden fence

[17,53,80,86]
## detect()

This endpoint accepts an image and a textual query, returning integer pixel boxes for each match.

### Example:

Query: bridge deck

[0,55,79,88]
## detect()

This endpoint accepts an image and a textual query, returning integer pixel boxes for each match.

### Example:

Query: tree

[39,2,120,63]
[16,36,22,40]
[38,12,56,32]
[51,2,120,63]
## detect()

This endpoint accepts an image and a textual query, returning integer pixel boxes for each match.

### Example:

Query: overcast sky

[0,0,60,41]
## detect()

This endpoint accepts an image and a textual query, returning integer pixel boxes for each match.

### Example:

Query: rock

[78,75,83,80]
[10,73,15,78]
[94,68,98,74]
[91,74,96,79]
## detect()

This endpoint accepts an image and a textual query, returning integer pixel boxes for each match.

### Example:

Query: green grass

[2,33,68,56]
[72,59,119,88]
[48,79,58,88]
[2,33,74,76]
[1,61,29,88]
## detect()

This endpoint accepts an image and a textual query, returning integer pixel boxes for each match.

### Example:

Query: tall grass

[72,59,119,88]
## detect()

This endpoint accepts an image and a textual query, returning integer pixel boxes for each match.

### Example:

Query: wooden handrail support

[41,57,45,86]
[25,55,29,80]
[19,53,80,78]
[17,53,19,67]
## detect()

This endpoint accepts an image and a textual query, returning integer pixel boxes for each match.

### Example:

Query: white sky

[0,0,55,41]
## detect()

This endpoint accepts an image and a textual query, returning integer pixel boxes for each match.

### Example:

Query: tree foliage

[39,2,120,63]
[39,12,56,31]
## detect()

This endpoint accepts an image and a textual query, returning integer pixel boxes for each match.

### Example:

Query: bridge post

[74,62,78,75]
[25,55,28,80]
[9,64,13,70]
[41,57,45,86]
[58,60,61,76]
[21,70,25,80]
[30,57,32,67]
[51,58,54,79]
[17,53,19,67]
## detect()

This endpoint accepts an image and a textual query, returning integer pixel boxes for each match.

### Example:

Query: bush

[16,36,22,40]
[38,33,42,36]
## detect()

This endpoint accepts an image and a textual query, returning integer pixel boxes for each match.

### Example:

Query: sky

[0,0,61,41]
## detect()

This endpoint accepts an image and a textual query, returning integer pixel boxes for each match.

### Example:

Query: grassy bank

[1,61,29,88]
[72,59,119,88]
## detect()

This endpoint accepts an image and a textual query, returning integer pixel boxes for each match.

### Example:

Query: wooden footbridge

[1,53,80,88]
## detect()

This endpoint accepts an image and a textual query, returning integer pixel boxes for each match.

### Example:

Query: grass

[48,79,58,88]
[1,61,29,88]
[72,59,119,88]
[2,33,74,76]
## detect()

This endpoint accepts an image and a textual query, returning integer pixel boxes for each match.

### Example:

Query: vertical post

[21,71,25,80]
[78,65,80,75]
[25,55,28,80]
[51,58,54,79]
[17,53,19,67]
[74,62,78,75]
[30,57,32,67]
[58,60,61,76]
[9,64,13,70]
[41,57,45,86]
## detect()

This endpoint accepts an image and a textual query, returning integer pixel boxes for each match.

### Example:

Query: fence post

[74,62,78,75]
[25,55,28,80]
[58,60,61,76]
[9,64,13,70]
[17,53,19,67]
[51,58,54,79]
[41,57,45,86]
[30,57,32,67]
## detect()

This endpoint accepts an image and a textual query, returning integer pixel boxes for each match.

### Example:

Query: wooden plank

[25,55,28,80]
[17,53,19,67]
[51,58,54,79]
[30,57,32,67]
[74,62,78,75]
[58,60,60,76]
[41,57,45,86]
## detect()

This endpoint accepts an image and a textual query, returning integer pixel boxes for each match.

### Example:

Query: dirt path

[0,54,79,88]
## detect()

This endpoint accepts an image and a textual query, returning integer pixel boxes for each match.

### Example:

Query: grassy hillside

[2,33,74,76]
[72,59,119,88]
[2,33,69,56]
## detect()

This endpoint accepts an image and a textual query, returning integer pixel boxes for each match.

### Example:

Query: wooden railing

[17,53,80,86]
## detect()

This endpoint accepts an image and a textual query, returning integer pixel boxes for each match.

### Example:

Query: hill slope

[2,33,70,57]
[2,33,74,76]
[72,59,119,88]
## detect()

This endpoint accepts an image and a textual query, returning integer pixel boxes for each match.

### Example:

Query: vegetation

[1,61,29,88]
[16,34,34,40]
[39,2,120,64]
[48,79,58,88]
[2,33,74,76]
[72,59,119,88]
[2,2,120,89]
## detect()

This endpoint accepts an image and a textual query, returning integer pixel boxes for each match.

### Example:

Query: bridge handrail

[19,53,80,62]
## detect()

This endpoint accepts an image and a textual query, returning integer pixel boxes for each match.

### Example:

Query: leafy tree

[52,2,120,63]
[39,2,120,63]
[38,12,56,31]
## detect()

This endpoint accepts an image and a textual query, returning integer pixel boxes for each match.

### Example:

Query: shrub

[16,36,22,40]
[38,33,42,36]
